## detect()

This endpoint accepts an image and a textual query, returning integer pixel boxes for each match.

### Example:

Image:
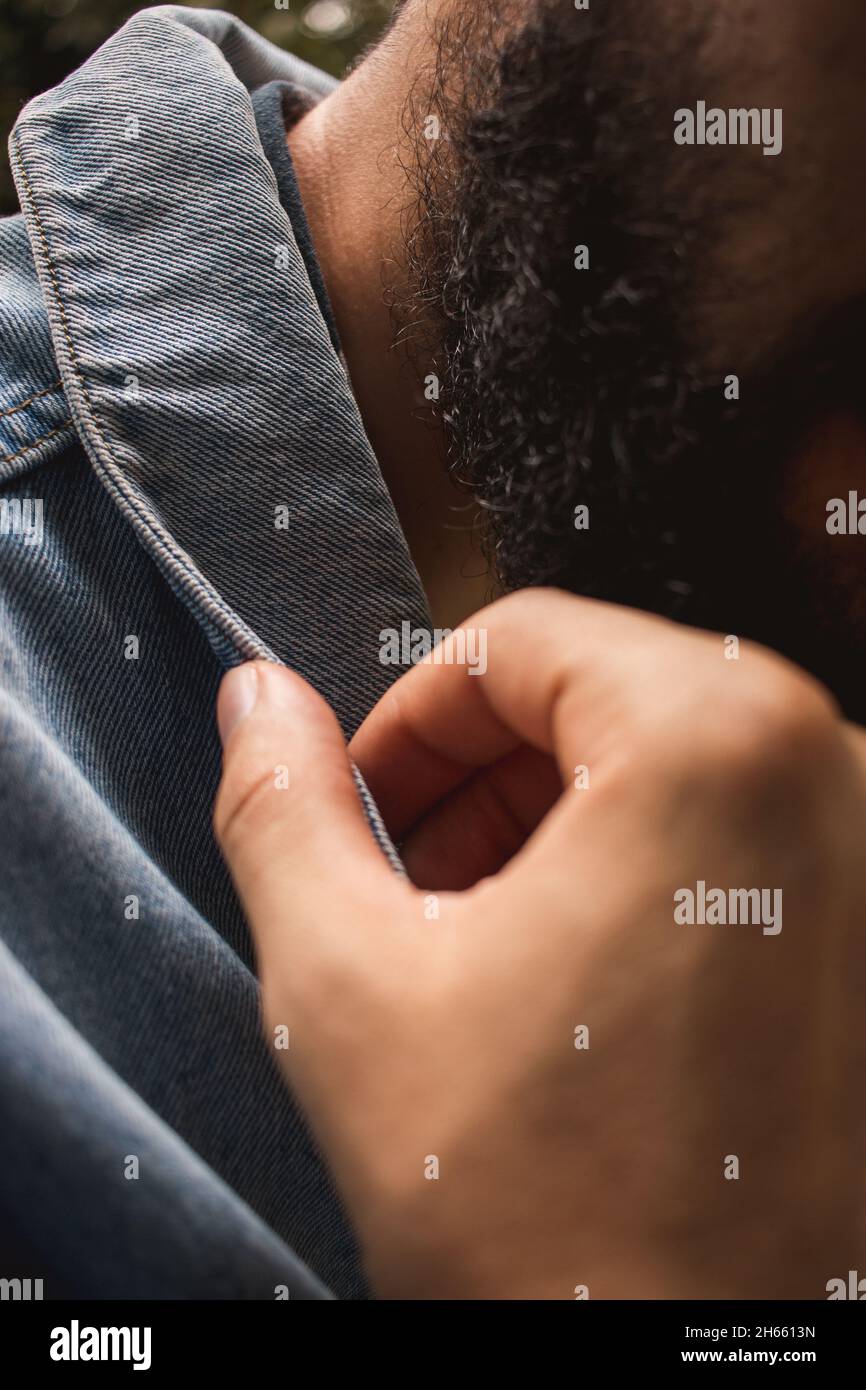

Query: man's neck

[285,20,493,630]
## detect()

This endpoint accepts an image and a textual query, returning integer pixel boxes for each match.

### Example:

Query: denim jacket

[0,5,429,1298]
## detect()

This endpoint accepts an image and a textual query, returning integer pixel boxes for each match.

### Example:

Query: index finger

[350,589,683,838]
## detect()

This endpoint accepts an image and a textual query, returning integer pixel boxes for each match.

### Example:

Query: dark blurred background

[0,0,394,213]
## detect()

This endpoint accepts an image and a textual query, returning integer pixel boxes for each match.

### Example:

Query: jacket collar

[10,5,431,735]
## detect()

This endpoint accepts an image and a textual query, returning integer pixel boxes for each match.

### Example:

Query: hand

[213,590,866,1299]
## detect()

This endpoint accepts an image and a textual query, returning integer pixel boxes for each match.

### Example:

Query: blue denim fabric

[0,6,430,1298]
[251,81,343,355]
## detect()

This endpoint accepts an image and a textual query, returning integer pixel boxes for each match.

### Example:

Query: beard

[394,0,866,719]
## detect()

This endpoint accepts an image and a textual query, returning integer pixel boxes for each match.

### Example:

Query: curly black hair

[394,0,866,712]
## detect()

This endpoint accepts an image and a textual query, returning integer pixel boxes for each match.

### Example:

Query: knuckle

[486,585,568,627]
[606,643,843,823]
[737,662,835,762]
[693,654,840,796]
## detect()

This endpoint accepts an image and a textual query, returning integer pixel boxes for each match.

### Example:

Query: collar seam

[10,129,276,668]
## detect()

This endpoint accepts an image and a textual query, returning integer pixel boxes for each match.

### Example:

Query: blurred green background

[0,0,395,213]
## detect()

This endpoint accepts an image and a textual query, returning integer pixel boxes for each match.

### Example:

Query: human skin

[213,590,866,1298]
[287,0,866,740]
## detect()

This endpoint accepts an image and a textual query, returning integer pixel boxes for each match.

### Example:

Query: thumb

[214,662,409,971]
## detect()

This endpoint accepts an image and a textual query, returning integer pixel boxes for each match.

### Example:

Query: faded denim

[0,6,430,1298]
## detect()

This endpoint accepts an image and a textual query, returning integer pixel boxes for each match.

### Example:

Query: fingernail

[218,664,259,744]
